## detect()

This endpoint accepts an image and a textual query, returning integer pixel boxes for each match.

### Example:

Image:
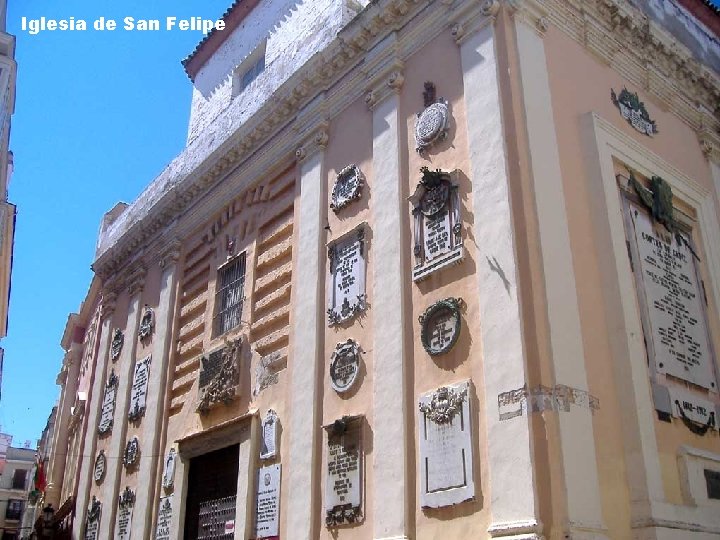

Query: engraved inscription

[128,355,151,421]
[155,496,173,540]
[254,464,281,538]
[328,228,366,326]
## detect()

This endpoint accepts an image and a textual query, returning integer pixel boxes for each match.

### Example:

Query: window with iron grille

[213,254,246,337]
[5,499,22,520]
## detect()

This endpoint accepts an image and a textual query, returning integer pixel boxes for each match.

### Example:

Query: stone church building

[41,0,720,539]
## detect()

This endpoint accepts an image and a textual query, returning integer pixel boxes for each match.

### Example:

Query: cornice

[531,0,720,150]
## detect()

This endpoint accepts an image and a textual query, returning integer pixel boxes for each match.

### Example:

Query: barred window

[213,254,246,337]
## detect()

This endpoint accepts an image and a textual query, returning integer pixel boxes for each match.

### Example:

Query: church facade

[43,0,720,539]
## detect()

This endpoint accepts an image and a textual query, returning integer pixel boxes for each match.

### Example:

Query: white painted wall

[187,0,366,145]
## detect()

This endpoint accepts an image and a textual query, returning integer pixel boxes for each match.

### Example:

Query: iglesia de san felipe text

[37,0,720,538]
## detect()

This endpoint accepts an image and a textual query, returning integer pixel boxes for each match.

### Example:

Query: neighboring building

[0,0,17,400]
[42,0,720,539]
[0,445,34,540]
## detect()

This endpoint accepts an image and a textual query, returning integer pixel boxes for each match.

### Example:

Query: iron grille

[197,495,236,539]
[213,254,246,337]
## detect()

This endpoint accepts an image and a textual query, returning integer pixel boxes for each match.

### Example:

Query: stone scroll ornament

[329,339,361,394]
[415,82,450,154]
[409,167,463,281]
[419,384,468,424]
[138,305,154,340]
[611,87,658,136]
[123,437,140,469]
[196,338,242,414]
[110,329,124,362]
[419,298,463,356]
[331,165,364,213]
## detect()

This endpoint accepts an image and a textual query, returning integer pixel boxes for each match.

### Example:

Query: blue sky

[0,0,231,447]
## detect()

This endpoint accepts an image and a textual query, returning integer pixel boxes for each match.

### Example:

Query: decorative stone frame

[323,415,364,528]
[110,329,124,362]
[118,486,135,509]
[409,168,463,281]
[583,112,720,531]
[330,164,364,213]
[128,354,152,422]
[123,437,140,469]
[329,339,361,394]
[93,451,106,483]
[85,496,102,538]
[327,225,367,326]
[259,409,279,460]
[414,83,451,154]
[196,338,243,414]
[138,305,154,340]
[162,448,176,490]
[418,298,463,356]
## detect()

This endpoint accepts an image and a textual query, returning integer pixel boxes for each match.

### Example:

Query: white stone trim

[678,445,720,508]
[514,15,607,537]
[131,262,180,539]
[286,148,325,540]
[582,112,720,534]
[459,21,541,534]
[72,316,113,539]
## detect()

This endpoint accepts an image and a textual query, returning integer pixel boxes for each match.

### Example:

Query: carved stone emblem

[118,486,135,509]
[418,384,468,424]
[110,329,124,362]
[87,496,101,522]
[138,305,154,340]
[611,87,658,136]
[409,168,463,281]
[327,227,367,326]
[415,82,450,154]
[324,416,363,527]
[85,496,102,540]
[260,409,279,460]
[419,298,463,356]
[329,339,361,394]
[331,165,364,213]
[196,338,242,414]
[93,451,106,483]
[162,448,176,490]
[123,437,140,469]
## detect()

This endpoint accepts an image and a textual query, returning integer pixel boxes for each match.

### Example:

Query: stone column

[453,3,543,538]
[45,340,82,508]
[511,3,606,537]
[366,52,409,540]
[98,266,145,540]
[131,244,180,539]
[72,292,115,539]
[286,123,328,540]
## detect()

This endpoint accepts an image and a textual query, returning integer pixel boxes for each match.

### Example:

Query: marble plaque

[418,380,474,508]
[327,227,366,326]
[85,497,101,540]
[93,451,106,483]
[110,329,124,362]
[155,496,173,540]
[329,339,361,393]
[260,410,278,460]
[325,417,362,526]
[254,464,281,538]
[115,487,134,540]
[668,386,717,428]
[162,448,176,489]
[410,168,463,281]
[138,306,154,339]
[419,298,462,356]
[630,207,716,389]
[128,355,151,421]
[98,371,118,435]
[331,164,364,213]
[123,437,140,469]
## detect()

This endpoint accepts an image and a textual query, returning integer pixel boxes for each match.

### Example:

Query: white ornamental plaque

[115,488,134,540]
[260,410,278,460]
[93,451,106,483]
[667,386,717,429]
[418,380,474,508]
[98,371,118,435]
[327,227,366,326]
[254,464,281,539]
[630,207,716,389]
[155,496,173,540]
[331,165,364,213]
[162,448,176,489]
[325,417,362,526]
[329,339,361,393]
[128,355,151,421]
[85,497,101,540]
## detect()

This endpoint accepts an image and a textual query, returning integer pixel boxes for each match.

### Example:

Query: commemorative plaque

[419,298,463,356]
[128,355,151,421]
[155,496,173,540]
[98,370,119,435]
[327,227,366,326]
[93,451,106,483]
[85,497,101,540]
[115,487,134,540]
[254,464,281,538]
[260,410,278,460]
[329,339,361,393]
[162,448,176,489]
[331,165,364,213]
[325,416,362,527]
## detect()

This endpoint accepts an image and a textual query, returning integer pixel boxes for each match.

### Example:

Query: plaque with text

[85,497,101,540]
[260,410,278,460]
[630,207,716,389]
[115,487,134,540]
[155,496,173,540]
[129,355,151,421]
[418,380,474,508]
[327,228,366,326]
[162,449,176,489]
[98,371,119,435]
[325,417,362,527]
[667,386,717,428]
[254,464,281,538]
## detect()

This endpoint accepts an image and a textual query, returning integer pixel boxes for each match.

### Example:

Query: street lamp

[41,504,54,538]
